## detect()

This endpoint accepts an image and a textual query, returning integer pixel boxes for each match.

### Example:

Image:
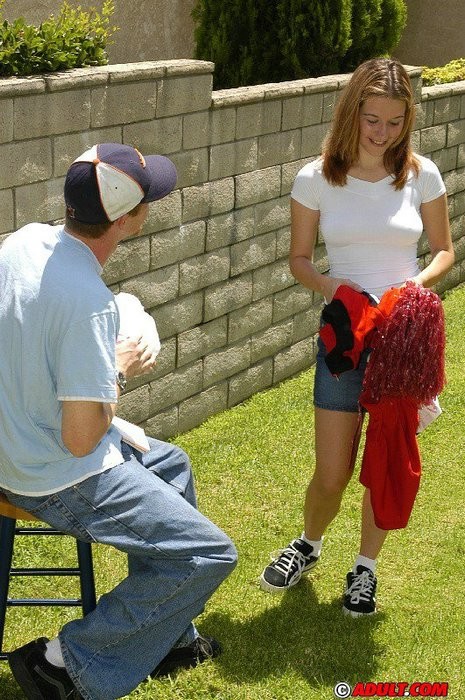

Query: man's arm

[61,400,116,457]
[61,335,157,457]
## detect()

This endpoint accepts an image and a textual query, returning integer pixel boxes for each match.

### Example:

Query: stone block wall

[1,60,464,438]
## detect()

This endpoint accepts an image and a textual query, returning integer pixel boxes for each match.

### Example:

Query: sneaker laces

[270,544,309,579]
[347,569,375,604]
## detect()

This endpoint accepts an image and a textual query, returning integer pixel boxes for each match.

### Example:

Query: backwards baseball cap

[64,143,177,224]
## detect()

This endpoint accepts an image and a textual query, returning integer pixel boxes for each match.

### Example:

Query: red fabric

[319,286,385,375]
[359,394,421,530]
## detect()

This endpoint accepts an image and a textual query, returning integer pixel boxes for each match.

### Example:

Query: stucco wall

[1,61,464,438]
[1,0,197,64]
[396,0,465,66]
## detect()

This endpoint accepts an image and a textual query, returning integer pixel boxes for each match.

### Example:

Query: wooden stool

[0,492,97,660]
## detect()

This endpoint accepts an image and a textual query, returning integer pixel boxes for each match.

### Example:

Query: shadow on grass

[200,578,386,689]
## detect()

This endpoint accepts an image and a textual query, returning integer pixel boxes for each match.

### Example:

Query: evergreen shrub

[0,0,117,77]
[193,0,408,89]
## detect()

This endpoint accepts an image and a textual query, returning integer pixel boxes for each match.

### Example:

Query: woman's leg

[304,407,362,539]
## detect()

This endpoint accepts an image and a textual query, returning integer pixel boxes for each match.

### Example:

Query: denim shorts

[313,336,370,412]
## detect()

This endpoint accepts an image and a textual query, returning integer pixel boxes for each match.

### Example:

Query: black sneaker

[260,538,319,593]
[8,637,83,699]
[343,565,377,617]
[150,635,221,678]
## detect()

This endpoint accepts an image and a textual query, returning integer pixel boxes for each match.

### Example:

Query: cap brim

[142,155,177,203]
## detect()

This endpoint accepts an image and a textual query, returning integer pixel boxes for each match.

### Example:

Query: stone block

[282,92,324,131]
[145,191,182,234]
[236,101,282,139]
[182,111,211,149]
[14,90,91,139]
[0,99,13,143]
[230,232,276,276]
[443,168,465,196]
[228,359,273,407]
[430,147,458,174]
[258,130,301,169]
[210,107,237,145]
[273,337,315,384]
[255,196,290,235]
[117,384,151,424]
[210,139,258,180]
[178,384,228,434]
[177,317,228,367]
[235,166,281,208]
[276,227,291,257]
[169,148,209,188]
[53,128,123,177]
[458,144,465,168]
[322,91,339,122]
[120,265,179,308]
[281,158,312,195]
[151,221,206,269]
[151,337,177,380]
[103,236,151,285]
[203,339,251,388]
[420,125,448,153]
[292,305,322,343]
[273,284,317,322]
[157,74,213,117]
[253,258,294,301]
[179,248,231,294]
[124,116,182,155]
[251,320,293,364]
[204,274,253,322]
[0,139,52,189]
[91,83,156,128]
[0,189,14,234]
[206,207,256,251]
[434,96,461,124]
[144,407,179,441]
[447,119,465,148]
[150,361,203,413]
[182,178,235,222]
[228,297,273,343]
[15,178,65,228]
[301,123,329,158]
[152,292,204,339]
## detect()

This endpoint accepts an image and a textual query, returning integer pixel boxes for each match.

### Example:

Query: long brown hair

[322,58,419,189]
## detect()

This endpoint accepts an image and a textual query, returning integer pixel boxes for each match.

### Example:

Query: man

[0,143,237,700]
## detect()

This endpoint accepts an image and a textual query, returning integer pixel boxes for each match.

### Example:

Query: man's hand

[116,335,157,379]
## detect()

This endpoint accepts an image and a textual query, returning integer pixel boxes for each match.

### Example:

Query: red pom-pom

[362,282,445,404]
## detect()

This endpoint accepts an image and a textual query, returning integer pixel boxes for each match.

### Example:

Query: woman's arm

[290,198,362,301]
[412,194,454,287]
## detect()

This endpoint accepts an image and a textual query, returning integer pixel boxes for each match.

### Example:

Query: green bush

[341,0,406,71]
[0,0,117,77]
[192,0,407,89]
[422,58,465,86]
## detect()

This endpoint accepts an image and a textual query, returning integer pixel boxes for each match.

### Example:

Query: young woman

[259,58,454,616]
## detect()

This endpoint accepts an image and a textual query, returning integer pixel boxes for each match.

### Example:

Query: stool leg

[76,541,97,615]
[0,516,16,659]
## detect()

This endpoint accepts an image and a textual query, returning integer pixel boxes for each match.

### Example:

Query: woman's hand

[323,277,364,302]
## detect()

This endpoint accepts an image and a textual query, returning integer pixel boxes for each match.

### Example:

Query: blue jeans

[3,438,237,700]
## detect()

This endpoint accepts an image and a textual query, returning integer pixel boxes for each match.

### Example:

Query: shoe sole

[259,560,318,593]
[8,651,46,700]
[342,605,377,618]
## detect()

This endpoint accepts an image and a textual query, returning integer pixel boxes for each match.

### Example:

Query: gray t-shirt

[0,224,124,495]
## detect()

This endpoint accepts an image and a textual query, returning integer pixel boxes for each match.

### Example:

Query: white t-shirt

[291,154,446,297]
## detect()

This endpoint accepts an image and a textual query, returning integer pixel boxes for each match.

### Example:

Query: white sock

[354,555,377,574]
[300,532,323,558]
[45,637,66,668]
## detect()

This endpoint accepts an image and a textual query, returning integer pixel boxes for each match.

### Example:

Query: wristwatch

[116,370,127,392]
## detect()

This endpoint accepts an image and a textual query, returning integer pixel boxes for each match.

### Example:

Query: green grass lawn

[1,286,464,699]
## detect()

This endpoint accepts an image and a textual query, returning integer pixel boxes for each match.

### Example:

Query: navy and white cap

[64,143,177,224]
